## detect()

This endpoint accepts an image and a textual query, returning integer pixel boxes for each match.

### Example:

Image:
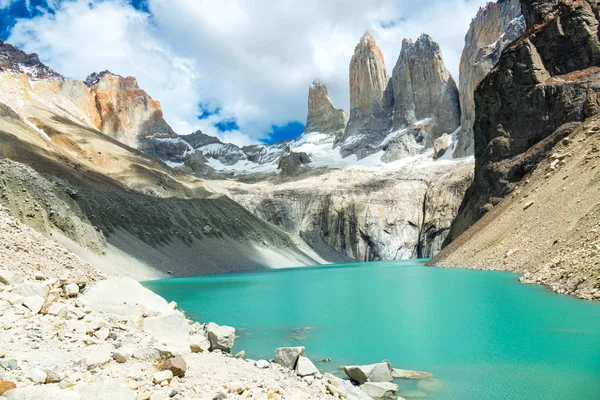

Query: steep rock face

[444,0,600,244]
[89,72,177,151]
[0,40,63,81]
[338,33,460,161]
[454,0,525,158]
[305,80,348,136]
[221,163,473,262]
[391,35,461,145]
[277,152,311,176]
[338,32,393,158]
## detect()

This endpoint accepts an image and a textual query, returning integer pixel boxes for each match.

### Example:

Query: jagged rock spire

[348,31,389,118]
[305,79,348,134]
[391,34,460,138]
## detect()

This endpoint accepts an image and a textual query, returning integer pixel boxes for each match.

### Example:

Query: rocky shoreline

[0,210,433,400]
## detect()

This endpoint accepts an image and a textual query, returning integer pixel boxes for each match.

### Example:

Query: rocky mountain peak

[0,40,63,81]
[391,33,460,141]
[84,70,120,87]
[348,31,389,118]
[305,79,348,134]
[454,0,524,158]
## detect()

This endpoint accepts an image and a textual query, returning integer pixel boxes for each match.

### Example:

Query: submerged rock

[390,368,433,380]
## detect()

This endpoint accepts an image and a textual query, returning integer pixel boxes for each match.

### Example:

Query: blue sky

[1,0,489,145]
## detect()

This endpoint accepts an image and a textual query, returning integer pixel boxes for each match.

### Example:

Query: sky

[0,0,489,145]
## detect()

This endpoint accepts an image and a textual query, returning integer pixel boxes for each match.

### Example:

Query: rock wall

[223,163,473,262]
[305,80,348,136]
[445,0,600,244]
[338,32,460,161]
[391,35,460,144]
[89,73,178,153]
[337,32,393,159]
[454,0,525,158]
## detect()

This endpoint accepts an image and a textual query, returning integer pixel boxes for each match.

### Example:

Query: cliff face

[305,80,348,136]
[454,0,525,158]
[337,32,393,159]
[432,0,600,299]
[446,0,600,243]
[216,162,473,262]
[338,32,460,161]
[390,34,461,148]
[89,73,177,152]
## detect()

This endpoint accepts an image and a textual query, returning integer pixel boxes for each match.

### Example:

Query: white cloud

[7,0,489,145]
[0,0,16,9]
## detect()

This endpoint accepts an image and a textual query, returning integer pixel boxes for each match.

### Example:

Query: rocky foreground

[0,210,431,399]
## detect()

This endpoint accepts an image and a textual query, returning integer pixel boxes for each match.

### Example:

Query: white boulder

[84,344,115,370]
[63,283,80,298]
[153,370,173,384]
[142,313,190,354]
[22,295,44,314]
[273,346,305,369]
[343,362,393,384]
[295,356,319,377]
[206,322,236,352]
[190,334,211,353]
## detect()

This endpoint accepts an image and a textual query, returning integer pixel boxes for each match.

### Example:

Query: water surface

[144,260,600,400]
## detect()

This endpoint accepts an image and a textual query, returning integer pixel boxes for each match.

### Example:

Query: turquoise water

[144,260,600,400]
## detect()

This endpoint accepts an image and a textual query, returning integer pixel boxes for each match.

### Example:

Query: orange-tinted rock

[348,32,389,118]
[0,380,16,395]
[90,73,176,149]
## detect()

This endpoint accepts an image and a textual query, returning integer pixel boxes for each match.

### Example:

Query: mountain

[431,0,600,300]
[0,40,64,81]
[454,0,525,158]
[0,48,327,279]
[337,32,461,162]
[305,79,348,137]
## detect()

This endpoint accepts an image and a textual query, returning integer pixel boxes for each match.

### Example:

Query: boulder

[390,368,433,380]
[360,382,400,399]
[273,346,305,369]
[41,302,67,318]
[189,334,211,353]
[153,370,173,384]
[24,369,46,385]
[112,348,133,363]
[0,381,16,395]
[206,322,236,352]
[343,362,393,384]
[22,295,44,314]
[142,313,190,354]
[163,356,186,377]
[0,270,23,286]
[295,356,319,377]
[255,360,270,369]
[84,344,115,370]
[63,283,80,298]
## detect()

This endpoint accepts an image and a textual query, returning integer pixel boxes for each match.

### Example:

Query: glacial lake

[144,260,600,400]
